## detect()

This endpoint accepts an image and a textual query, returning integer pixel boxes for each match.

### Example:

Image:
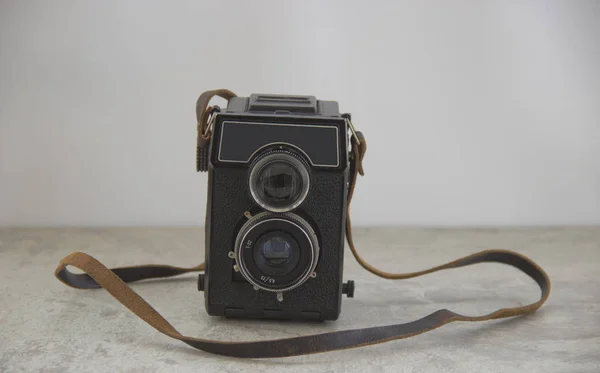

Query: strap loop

[195,89,236,137]
[195,89,237,172]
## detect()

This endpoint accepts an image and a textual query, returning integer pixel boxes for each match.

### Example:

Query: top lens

[249,150,310,212]
[256,161,302,208]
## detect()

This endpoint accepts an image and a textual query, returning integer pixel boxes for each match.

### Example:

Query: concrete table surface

[1,227,598,372]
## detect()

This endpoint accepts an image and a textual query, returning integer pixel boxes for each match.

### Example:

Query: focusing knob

[342,280,355,298]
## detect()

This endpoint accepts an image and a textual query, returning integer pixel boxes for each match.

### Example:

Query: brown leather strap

[196,89,236,139]
[54,91,551,358]
[54,249,550,358]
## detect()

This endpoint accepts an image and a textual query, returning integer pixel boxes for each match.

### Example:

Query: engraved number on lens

[261,276,276,284]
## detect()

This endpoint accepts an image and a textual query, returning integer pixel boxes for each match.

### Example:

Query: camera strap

[54,90,551,358]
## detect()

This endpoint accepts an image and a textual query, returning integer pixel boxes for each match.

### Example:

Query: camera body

[199,94,353,321]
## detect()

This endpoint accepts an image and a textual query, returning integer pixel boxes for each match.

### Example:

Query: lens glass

[255,160,304,209]
[253,231,300,276]
[260,236,292,266]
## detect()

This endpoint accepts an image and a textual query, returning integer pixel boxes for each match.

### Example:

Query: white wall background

[1,0,599,227]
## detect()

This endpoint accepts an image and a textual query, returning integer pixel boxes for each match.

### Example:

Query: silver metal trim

[248,151,310,213]
[242,142,314,169]
[203,111,217,137]
[234,213,320,293]
[345,118,361,146]
[218,121,340,168]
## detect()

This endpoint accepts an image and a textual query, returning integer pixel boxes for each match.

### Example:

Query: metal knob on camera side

[342,280,355,298]
[197,273,205,292]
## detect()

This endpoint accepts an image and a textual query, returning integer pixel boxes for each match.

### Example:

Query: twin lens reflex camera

[197,93,358,321]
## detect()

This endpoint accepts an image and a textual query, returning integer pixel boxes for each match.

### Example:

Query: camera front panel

[203,113,349,321]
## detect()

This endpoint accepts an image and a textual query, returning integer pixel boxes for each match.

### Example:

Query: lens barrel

[234,212,319,292]
[248,150,310,213]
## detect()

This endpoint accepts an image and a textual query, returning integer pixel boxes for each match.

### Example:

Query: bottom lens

[234,212,319,292]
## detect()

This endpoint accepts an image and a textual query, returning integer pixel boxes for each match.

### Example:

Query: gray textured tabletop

[1,227,599,372]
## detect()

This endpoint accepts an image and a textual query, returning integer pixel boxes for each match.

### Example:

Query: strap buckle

[345,117,361,146]
[202,107,219,138]
[342,114,366,176]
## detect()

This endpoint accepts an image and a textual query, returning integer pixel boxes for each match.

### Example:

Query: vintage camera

[197,94,356,321]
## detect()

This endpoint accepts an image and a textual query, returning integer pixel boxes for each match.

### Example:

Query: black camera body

[199,94,354,321]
